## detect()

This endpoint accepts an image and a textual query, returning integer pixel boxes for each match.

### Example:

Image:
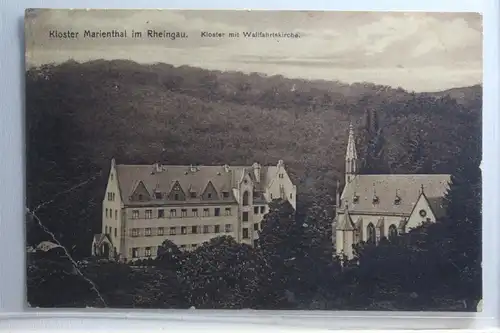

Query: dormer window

[372,195,379,204]
[222,191,229,198]
[138,194,143,201]
[394,195,401,205]
[154,192,162,200]
[174,193,180,201]
[353,194,359,204]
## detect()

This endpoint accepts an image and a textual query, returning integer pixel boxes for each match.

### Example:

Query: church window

[367,223,376,244]
[243,191,250,206]
[419,209,427,217]
[388,224,398,241]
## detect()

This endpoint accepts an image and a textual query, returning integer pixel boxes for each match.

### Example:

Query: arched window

[388,224,398,241]
[242,191,249,206]
[367,223,376,244]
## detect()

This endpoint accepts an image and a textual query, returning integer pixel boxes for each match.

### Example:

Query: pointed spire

[420,184,425,194]
[346,122,357,160]
[345,121,358,183]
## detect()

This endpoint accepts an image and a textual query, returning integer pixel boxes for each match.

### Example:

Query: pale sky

[25,9,482,92]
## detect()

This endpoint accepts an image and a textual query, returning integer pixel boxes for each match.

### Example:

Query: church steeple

[345,122,358,183]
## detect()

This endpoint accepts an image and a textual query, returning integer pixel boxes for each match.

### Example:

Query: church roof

[114,163,280,205]
[341,174,451,216]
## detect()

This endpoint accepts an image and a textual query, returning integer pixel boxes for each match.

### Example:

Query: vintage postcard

[25,9,482,311]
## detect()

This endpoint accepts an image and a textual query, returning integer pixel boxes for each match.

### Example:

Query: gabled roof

[337,208,355,231]
[114,163,280,205]
[341,174,451,216]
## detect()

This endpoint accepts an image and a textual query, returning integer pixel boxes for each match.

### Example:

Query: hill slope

[25,60,482,256]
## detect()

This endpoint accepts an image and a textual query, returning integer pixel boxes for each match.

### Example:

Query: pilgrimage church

[334,123,451,259]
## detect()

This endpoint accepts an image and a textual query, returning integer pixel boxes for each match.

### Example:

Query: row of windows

[361,223,399,244]
[129,222,261,238]
[147,190,232,201]
[130,224,234,237]
[107,192,116,201]
[131,243,200,258]
[130,206,267,220]
[104,225,117,237]
[105,208,118,220]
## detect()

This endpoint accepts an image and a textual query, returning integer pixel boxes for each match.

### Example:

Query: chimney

[277,159,284,168]
[153,162,162,173]
[252,162,261,182]
[223,164,230,173]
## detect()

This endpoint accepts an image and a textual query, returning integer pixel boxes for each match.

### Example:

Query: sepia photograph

[25,9,482,311]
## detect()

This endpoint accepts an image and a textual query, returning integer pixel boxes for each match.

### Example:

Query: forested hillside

[26,59,481,258]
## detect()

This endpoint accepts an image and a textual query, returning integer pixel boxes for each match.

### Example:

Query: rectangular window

[222,191,229,198]
[105,208,108,218]
[225,208,231,216]
[290,193,293,199]
[132,247,139,258]
[181,209,187,217]
[145,247,152,257]
[192,244,197,248]
[181,226,187,235]
[214,225,220,233]
[279,174,284,179]
[174,193,180,201]
[214,208,220,216]
[254,223,259,231]
[145,228,152,236]
[203,225,209,234]
[115,209,118,220]
[114,228,117,237]
[107,192,112,201]
[110,209,113,219]
[260,206,265,214]
[253,240,258,247]
[191,226,198,234]
[112,193,115,201]
[158,227,164,236]
[158,209,165,218]
[170,209,177,218]
[132,210,139,219]
[243,228,249,239]
[225,224,232,232]
[207,193,212,199]
[132,228,139,237]
[105,226,108,234]
[169,227,176,235]
[192,208,198,217]
[203,208,209,217]
[242,212,249,222]
[190,192,197,198]
[254,206,259,214]
[145,210,152,219]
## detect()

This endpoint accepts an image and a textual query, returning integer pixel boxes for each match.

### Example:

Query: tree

[179,236,263,308]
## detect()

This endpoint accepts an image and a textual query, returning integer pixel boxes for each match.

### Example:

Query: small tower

[345,122,358,183]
